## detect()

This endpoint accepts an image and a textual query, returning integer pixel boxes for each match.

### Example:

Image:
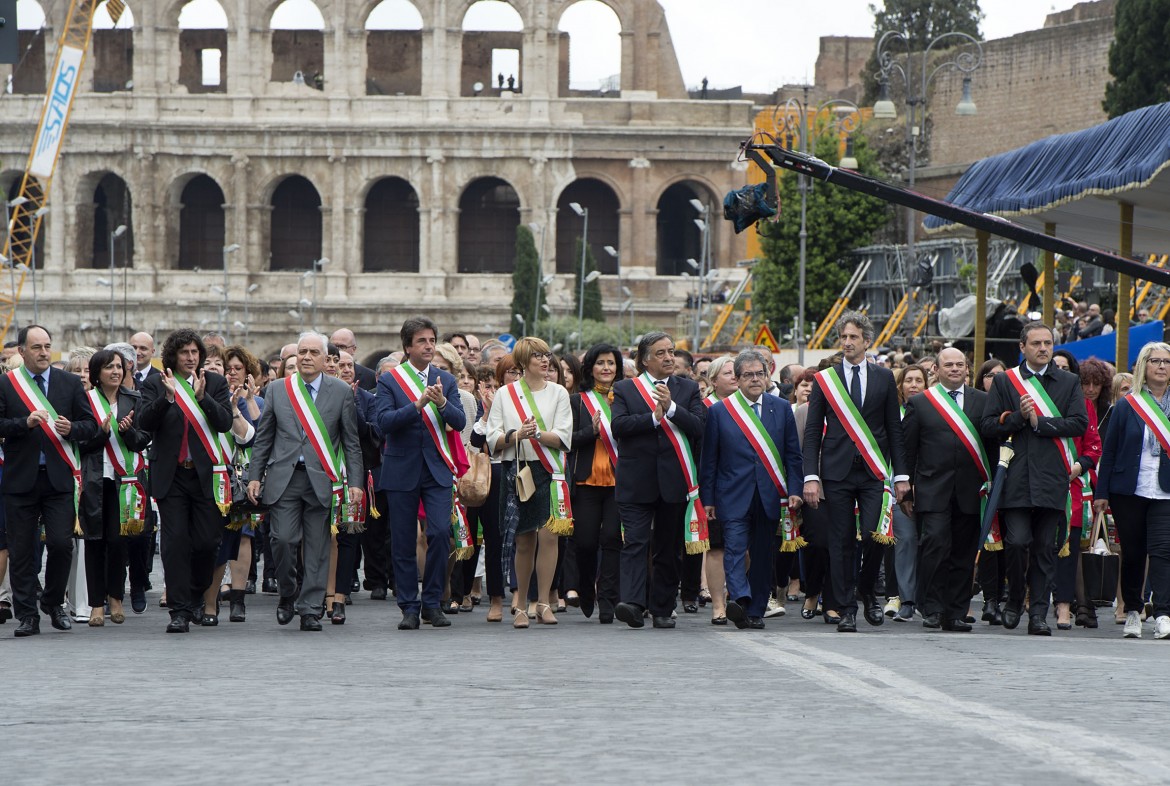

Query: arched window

[365,0,423,96]
[177,175,226,270]
[461,1,523,97]
[363,177,420,272]
[178,0,229,93]
[556,178,620,274]
[458,177,519,273]
[269,175,322,271]
[270,0,325,90]
[92,0,135,93]
[91,173,134,269]
[6,0,47,95]
[656,181,714,276]
[557,1,622,97]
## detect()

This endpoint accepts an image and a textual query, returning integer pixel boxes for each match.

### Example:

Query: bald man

[330,328,376,391]
[130,332,159,389]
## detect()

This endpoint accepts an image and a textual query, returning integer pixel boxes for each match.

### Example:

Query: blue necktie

[752,402,761,420]
[948,389,960,402]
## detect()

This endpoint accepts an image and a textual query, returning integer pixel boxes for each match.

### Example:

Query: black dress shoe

[862,595,884,626]
[165,617,189,633]
[580,595,595,619]
[276,597,296,626]
[422,607,451,627]
[130,588,147,614]
[982,600,1003,625]
[682,602,699,614]
[370,587,388,601]
[922,612,942,629]
[41,604,72,631]
[598,598,614,624]
[943,618,973,632]
[652,615,676,629]
[398,613,420,630]
[614,602,645,628]
[262,578,278,594]
[1002,605,1023,630]
[14,616,40,637]
[747,617,765,629]
[300,614,322,631]
[352,579,361,593]
[244,580,257,595]
[191,607,204,626]
[836,613,857,632]
[330,602,346,625]
[726,600,750,630]
[1027,616,1052,636]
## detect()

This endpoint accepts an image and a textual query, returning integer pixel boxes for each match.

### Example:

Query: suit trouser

[799,500,835,609]
[722,489,776,618]
[4,470,75,621]
[917,502,980,618]
[824,462,887,615]
[1002,506,1061,618]
[266,468,330,617]
[157,467,224,620]
[888,506,918,603]
[571,484,621,607]
[978,546,1007,602]
[387,476,452,614]
[618,498,685,616]
[361,489,392,591]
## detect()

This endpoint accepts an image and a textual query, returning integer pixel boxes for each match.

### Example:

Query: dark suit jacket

[611,374,705,504]
[1095,395,1170,500]
[0,367,99,495]
[699,392,803,521]
[133,365,160,391]
[79,387,151,535]
[980,364,1088,510]
[354,363,377,392]
[375,364,466,491]
[903,385,996,515]
[354,385,382,471]
[802,362,907,483]
[568,392,604,486]
[137,371,234,500]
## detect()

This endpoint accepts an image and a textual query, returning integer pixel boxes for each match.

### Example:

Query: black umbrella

[980,437,1015,546]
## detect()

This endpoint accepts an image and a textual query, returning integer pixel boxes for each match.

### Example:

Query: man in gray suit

[247,332,363,631]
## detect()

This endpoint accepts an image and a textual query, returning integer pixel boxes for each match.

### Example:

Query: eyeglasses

[1147,358,1170,367]
[504,369,521,377]
[532,352,555,361]
[738,371,768,380]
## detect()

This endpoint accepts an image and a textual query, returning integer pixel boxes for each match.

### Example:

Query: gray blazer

[249,374,363,507]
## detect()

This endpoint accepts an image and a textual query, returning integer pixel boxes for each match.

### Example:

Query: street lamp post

[605,245,633,348]
[569,202,589,352]
[108,224,127,342]
[688,199,711,353]
[243,283,259,342]
[222,243,240,341]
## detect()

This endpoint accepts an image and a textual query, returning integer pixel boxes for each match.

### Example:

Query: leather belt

[178,459,195,469]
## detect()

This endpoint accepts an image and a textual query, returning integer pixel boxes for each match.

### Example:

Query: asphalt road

[3,579,1167,786]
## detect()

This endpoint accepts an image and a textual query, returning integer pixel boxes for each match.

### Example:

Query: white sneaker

[1123,610,1142,638]
[764,597,786,618]
[883,596,901,617]
[1155,615,1170,640]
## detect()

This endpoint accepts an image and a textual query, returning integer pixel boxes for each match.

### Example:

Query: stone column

[229,153,250,266]
[424,151,447,276]
[627,157,654,270]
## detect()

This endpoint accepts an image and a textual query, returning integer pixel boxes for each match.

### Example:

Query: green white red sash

[1126,389,1170,454]
[88,389,146,536]
[507,378,573,535]
[11,367,82,532]
[632,373,709,553]
[1006,367,1075,555]
[723,391,803,550]
[922,384,992,524]
[452,497,475,559]
[703,393,719,408]
[389,364,456,474]
[580,390,618,467]
[285,374,347,532]
[814,367,895,543]
[174,376,232,514]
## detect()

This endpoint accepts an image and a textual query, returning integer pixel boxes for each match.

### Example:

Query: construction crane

[810,258,871,349]
[1,0,101,339]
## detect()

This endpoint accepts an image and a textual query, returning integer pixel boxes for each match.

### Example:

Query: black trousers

[157,467,225,620]
[824,462,887,614]
[466,463,503,598]
[334,530,361,598]
[799,500,834,608]
[1110,494,1170,617]
[978,545,1007,602]
[917,502,980,619]
[361,489,392,592]
[571,484,621,607]
[5,469,75,620]
[1002,506,1061,618]
[618,498,685,616]
[125,499,155,593]
[1053,526,1083,604]
[85,478,127,608]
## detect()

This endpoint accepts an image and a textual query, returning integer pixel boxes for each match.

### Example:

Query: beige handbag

[457,452,491,507]
[515,461,536,502]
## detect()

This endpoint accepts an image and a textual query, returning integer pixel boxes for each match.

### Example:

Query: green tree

[510,224,545,337]
[862,0,984,104]
[753,129,893,341]
[571,237,604,323]
[1103,0,1170,118]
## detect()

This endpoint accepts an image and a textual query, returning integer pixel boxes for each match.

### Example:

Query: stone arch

[458,176,520,274]
[556,0,622,96]
[175,174,227,271]
[270,0,326,89]
[364,0,423,96]
[88,172,135,270]
[269,175,322,271]
[460,0,525,97]
[555,178,620,275]
[362,176,420,272]
[177,0,229,93]
[92,0,135,93]
[654,178,718,277]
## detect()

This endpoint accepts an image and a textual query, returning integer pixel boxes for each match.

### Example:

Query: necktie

[849,365,862,408]
[752,402,761,420]
[308,382,317,401]
[947,389,960,402]
[34,374,47,466]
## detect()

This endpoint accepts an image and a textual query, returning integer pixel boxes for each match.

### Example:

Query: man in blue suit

[700,350,803,629]
[376,316,466,630]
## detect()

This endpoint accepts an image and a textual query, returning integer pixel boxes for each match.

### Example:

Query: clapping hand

[26,409,49,429]
[1020,393,1038,428]
[161,368,178,401]
[591,410,601,434]
[192,369,207,401]
[653,381,672,419]
[118,409,135,432]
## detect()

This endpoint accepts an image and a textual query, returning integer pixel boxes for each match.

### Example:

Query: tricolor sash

[723,392,804,550]
[11,368,82,533]
[702,393,719,408]
[922,385,992,523]
[389,364,456,474]
[506,378,573,535]
[174,376,233,514]
[631,374,709,554]
[285,374,347,532]
[580,390,618,467]
[814,367,895,543]
[1125,389,1170,454]
[88,389,147,535]
[1006,367,1076,555]
[452,497,475,560]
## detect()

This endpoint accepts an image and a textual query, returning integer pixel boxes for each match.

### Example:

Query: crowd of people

[0,310,1165,641]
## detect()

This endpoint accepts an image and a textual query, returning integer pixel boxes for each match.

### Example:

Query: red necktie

[179,421,190,462]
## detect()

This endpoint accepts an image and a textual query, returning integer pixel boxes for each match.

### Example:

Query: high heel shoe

[330,602,346,625]
[536,602,558,625]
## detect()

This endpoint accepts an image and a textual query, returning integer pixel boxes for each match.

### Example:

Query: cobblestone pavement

[3,576,1167,785]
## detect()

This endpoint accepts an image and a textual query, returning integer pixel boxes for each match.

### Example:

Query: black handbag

[1081,512,1120,605]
